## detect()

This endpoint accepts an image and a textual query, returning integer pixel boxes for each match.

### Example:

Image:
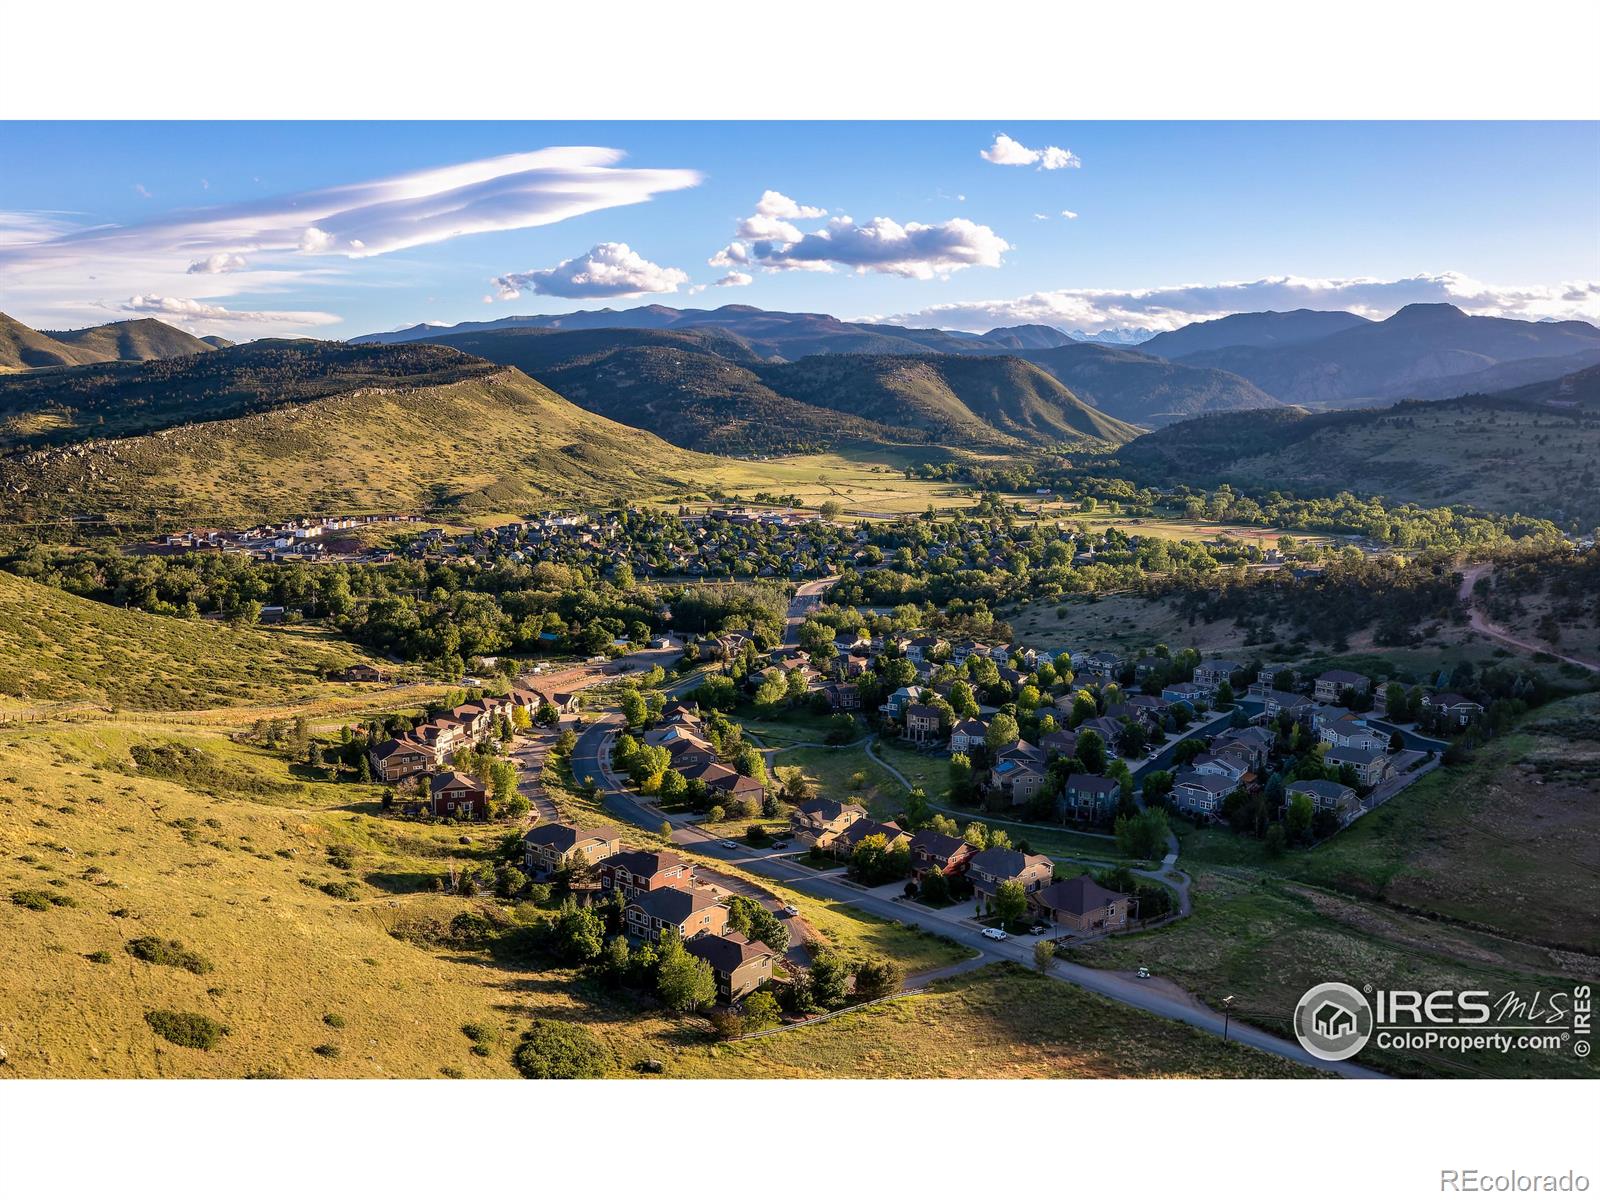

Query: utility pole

[1221,994,1235,1041]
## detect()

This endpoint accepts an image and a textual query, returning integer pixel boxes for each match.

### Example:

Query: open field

[661,447,992,515]
[1180,693,1600,954]
[693,963,1317,1079]
[1064,870,1596,1080]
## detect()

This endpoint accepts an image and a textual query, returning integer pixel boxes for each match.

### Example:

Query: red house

[430,771,488,820]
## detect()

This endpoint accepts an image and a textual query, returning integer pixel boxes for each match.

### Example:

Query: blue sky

[1,121,1595,339]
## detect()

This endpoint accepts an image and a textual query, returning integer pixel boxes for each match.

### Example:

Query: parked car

[771,840,789,849]
[982,928,1009,941]
[719,840,738,850]
[779,905,799,918]
[1029,925,1046,935]
[1137,966,1152,979]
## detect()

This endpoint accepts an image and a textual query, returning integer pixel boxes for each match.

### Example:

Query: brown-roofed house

[967,847,1054,905]
[1031,873,1133,932]
[523,823,622,876]
[429,771,487,820]
[789,798,868,849]
[908,829,976,880]
[600,847,692,899]
[624,885,728,943]
[686,931,775,1002]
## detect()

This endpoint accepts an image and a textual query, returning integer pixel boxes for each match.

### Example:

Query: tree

[742,990,782,1031]
[656,932,717,1012]
[993,880,1028,928]
[553,900,604,963]
[732,746,768,783]
[1033,938,1057,973]
[1076,729,1107,774]
[984,712,1019,750]
[1285,793,1314,843]
[948,680,979,719]
[919,868,950,904]
[818,499,845,520]
[803,945,851,1009]
[1264,823,1288,858]
[600,933,631,982]
[513,1019,610,1079]
[1114,808,1169,860]
[853,957,904,1000]
[620,690,649,730]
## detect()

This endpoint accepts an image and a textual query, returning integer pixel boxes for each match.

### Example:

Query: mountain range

[1141,303,1600,408]
[0,312,225,371]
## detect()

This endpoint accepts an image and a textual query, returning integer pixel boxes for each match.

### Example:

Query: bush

[312,1043,340,1059]
[513,1019,611,1079]
[709,1010,744,1040]
[126,936,214,975]
[145,1009,228,1050]
[322,1013,345,1029]
[461,1022,497,1056]
[11,889,57,911]
[86,949,113,964]
[320,880,362,901]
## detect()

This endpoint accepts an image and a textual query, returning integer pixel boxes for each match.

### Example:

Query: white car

[719,840,738,850]
[779,905,799,918]
[1137,966,1152,979]
[982,928,1009,941]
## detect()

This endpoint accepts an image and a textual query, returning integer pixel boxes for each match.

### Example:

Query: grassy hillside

[0,571,368,713]
[759,354,1139,446]
[1019,343,1281,426]
[0,339,501,451]
[1121,396,1600,528]
[43,318,217,364]
[0,313,98,371]
[0,365,719,524]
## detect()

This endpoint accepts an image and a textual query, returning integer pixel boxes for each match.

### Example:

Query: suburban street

[557,676,1381,1079]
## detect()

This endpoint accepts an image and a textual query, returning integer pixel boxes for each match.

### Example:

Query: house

[600,848,692,899]
[1172,770,1234,817]
[648,727,718,770]
[523,823,622,876]
[685,931,775,1002]
[908,830,976,880]
[1320,717,1388,753]
[1422,692,1485,726]
[1080,650,1127,676]
[905,703,942,744]
[1262,689,1314,721]
[1039,729,1079,761]
[1062,773,1121,822]
[1161,681,1211,709]
[1324,745,1392,788]
[1211,726,1272,770]
[967,847,1054,904]
[681,761,766,810]
[948,717,990,755]
[1191,750,1251,783]
[1315,670,1372,703]
[369,737,435,783]
[429,771,487,820]
[1192,659,1242,691]
[905,635,948,664]
[833,817,911,857]
[624,886,729,943]
[881,686,919,720]
[789,799,869,850]
[1286,778,1360,820]
[989,740,1047,805]
[1031,874,1133,933]
[823,682,861,711]
[411,721,464,760]
[337,663,385,683]
[1257,664,1299,689]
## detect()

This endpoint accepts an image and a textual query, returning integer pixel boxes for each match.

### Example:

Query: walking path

[1459,563,1600,672]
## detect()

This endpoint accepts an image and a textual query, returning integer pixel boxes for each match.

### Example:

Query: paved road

[783,576,838,647]
[1131,706,1244,783]
[1364,718,1448,753]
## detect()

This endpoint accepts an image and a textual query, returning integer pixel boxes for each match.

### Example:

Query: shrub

[312,1043,340,1058]
[322,1013,345,1029]
[326,847,357,870]
[126,936,214,975]
[145,1009,228,1050]
[86,950,113,964]
[11,889,55,911]
[461,1022,497,1056]
[513,1019,610,1079]
[319,880,362,901]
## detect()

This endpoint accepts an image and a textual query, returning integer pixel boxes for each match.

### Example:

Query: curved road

[1459,563,1599,672]
[572,699,1376,1078]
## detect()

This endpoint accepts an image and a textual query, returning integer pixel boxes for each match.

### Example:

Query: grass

[689,964,1317,1079]
[657,448,993,516]
[1063,870,1596,1080]
[0,570,374,714]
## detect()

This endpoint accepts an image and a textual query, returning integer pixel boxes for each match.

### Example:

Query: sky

[1,121,1596,341]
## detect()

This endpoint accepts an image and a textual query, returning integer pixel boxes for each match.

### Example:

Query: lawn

[687,963,1317,1079]
[1062,870,1596,1080]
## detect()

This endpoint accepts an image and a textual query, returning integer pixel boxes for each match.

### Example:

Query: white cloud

[186,252,249,275]
[715,271,753,287]
[980,133,1081,170]
[753,190,826,220]
[492,242,689,300]
[1033,212,1050,221]
[132,183,152,198]
[1061,209,1079,220]
[0,146,701,333]
[880,272,1600,334]
[121,294,341,328]
[713,192,1009,281]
